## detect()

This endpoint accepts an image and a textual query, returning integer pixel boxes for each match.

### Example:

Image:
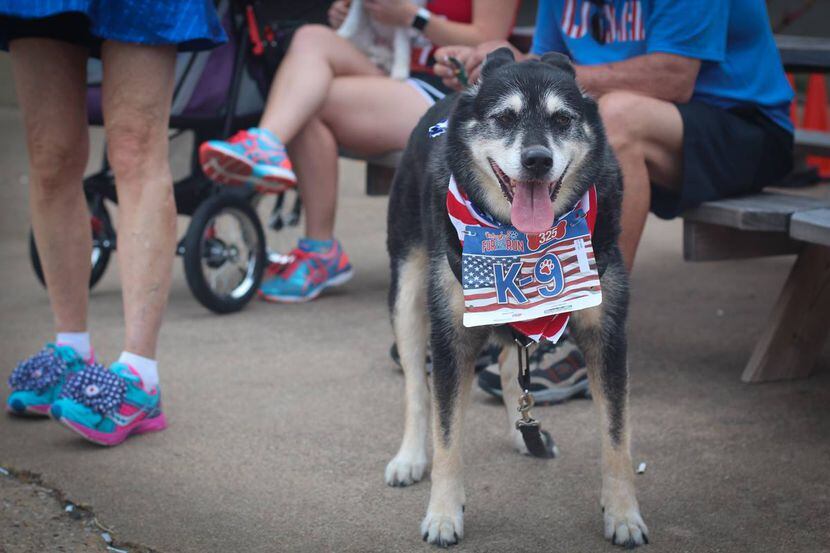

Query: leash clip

[518,390,535,420]
[513,336,539,428]
[511,332,556,458]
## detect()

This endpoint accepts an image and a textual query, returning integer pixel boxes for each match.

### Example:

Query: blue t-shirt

[531,0,793,132]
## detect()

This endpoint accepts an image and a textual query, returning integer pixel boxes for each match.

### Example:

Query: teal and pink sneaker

[6,344,91,416]
[50,363,166,446]
[259,238,353,303]
[199,127,297,193]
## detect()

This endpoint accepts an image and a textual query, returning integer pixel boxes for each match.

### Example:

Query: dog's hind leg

[571,263,648,548]
[386,247,430,487]
[421,261,487,547]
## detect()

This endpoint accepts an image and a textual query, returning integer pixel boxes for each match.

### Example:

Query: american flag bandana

[447,176,602,343]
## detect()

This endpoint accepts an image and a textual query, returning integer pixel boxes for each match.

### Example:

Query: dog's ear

[540,52,575,78]
[480,47,515,80]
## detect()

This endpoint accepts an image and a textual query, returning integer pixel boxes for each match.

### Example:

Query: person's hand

[328,0,351,29]
[433,46,477,91]
[365,0,418,27]
[435,41,524,90]
[466,41,523,84]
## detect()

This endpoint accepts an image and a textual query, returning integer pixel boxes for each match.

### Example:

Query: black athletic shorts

[3,12,103,55]
[650,102,794,219]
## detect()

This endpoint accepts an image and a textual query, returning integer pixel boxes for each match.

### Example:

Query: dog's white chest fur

[337,0,426,80]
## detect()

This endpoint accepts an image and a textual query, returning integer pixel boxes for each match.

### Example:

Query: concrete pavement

[1,107,829,553]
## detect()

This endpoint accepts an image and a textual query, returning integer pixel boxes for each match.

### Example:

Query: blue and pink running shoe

[6,344,91,416]
[50,363,166,446]
[259,238,353,303]
[199,127,297,192]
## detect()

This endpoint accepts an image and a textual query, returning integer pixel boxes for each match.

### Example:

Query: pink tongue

[510,181,554,234]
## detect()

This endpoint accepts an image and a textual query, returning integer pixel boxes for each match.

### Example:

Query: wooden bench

[682,34,830,383]
[340,150,403,196]
[683,192,830,383]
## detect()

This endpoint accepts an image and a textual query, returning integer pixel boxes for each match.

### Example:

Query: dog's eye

[494,111,517,127]
[552,113,573,129]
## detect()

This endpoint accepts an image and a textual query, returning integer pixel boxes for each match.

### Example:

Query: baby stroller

[27,0,306,314]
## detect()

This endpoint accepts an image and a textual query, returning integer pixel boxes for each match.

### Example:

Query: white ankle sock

[56,332,92,361]
[117,352,159,390]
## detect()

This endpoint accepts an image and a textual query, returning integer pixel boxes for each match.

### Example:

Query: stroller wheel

[29,202,114,290]
[183,191,266,314]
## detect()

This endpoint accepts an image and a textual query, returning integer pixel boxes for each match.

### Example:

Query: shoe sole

[258,268,354,304]
[478,378,591,405]
[199,143,296,193]
[5,403,50,417]
[56,413,168,446]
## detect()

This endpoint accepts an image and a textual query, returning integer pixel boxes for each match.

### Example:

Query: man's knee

[106,115,168,183]
[597,91,648,152]
[27,132,89,195]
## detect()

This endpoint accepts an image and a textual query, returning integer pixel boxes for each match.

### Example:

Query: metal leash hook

[514,337,539,430]
[513,335,557,459]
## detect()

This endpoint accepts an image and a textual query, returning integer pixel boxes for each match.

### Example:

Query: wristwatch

[411,7,431,31]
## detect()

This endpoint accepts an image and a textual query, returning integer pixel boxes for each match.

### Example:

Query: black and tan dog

[385,48,648,548]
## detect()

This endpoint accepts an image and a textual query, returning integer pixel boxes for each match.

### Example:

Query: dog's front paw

[385,452,428,487]
[603,502,649,548]
[421,506,464,547]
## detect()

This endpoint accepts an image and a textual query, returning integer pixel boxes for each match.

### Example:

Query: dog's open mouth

[488,159,567,234]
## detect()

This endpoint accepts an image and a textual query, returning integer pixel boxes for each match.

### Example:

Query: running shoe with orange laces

[199,127,297,192]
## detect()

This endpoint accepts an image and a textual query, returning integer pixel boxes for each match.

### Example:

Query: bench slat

[794,129,830,158]
[776,34,830,72]
[683,220,801,261]
[340,149,402,169]
[682,192,830,232]
[791,208,830,247]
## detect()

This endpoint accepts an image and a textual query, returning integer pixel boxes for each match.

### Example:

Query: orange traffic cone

[787,73,798,127]
[802,74,830,178]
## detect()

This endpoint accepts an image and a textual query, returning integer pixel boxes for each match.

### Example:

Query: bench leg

[742,244,830,382]
[366,163,395,196]
[683,221,801,262]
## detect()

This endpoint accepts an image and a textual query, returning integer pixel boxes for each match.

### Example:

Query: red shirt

[412,0,473,71]
[428,0,473,23]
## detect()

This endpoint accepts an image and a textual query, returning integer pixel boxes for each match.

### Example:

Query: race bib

[461,208,602,328]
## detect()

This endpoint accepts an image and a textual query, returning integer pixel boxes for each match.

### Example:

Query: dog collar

[446,175,601,343]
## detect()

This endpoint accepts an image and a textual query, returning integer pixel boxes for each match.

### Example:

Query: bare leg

[287,77,432,240]
[259,24,381,143]
[286,117,339,241]
[598,91,684,271]
[100,42,176,359]
[319,77,434,154]
[10,39,90,333]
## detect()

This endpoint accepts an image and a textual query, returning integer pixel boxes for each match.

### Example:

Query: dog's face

[448,48,604,234]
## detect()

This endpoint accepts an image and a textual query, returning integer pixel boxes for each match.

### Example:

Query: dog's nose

[521,146,554,177]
